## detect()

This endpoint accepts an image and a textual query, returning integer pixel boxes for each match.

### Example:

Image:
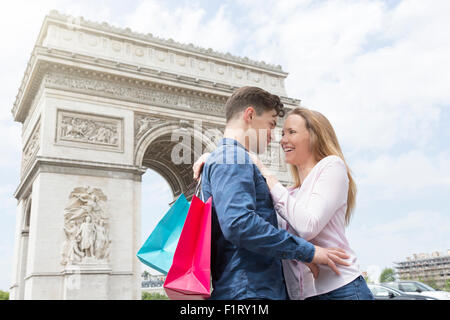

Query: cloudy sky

[1,0,449,291]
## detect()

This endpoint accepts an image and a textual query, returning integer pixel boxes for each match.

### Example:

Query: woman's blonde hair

[287,107,357,226]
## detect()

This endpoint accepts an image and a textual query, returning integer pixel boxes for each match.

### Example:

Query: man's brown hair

[225,86,285,123]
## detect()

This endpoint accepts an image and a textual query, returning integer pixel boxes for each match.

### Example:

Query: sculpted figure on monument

[136,116,163,138]
[94,219,111,260]
[60,115,119,146]
[61,220,84,265]
[77,216,96,258]
[61,186,111,265]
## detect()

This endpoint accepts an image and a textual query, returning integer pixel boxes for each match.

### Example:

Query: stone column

[9,198,26,300]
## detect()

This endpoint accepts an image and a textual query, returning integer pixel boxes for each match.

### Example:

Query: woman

[193,107,374,300]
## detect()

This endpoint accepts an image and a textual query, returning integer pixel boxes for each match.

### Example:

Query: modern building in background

[141,273,166,296]
[141,274,165,288]
[394,250,450,288]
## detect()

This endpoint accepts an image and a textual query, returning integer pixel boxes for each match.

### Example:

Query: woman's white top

[270,155,361,299]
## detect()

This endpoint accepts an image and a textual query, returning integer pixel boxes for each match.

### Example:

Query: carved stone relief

[56,109,123,152]
[22,118,40,175]
[134,114,166,142]
[61,186,111,266]
[44,71,226,116]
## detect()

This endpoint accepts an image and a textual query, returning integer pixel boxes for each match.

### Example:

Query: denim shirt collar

[220,137,247,151]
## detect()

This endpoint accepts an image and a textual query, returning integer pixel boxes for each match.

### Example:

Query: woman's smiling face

[280,114,313,166]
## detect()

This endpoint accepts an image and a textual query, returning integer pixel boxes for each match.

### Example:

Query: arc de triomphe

[9,10,299,299]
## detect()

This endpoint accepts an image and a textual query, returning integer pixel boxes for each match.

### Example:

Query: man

[199,86,350,300]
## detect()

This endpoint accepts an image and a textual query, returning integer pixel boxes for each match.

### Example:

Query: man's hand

[311,246,351,276]
[193,152,211,181]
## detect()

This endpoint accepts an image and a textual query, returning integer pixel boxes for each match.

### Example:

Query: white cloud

[238,0,450,152]
[0,245,14,291]
[347,210,450,272]
[0,184,18,213]
[0,123,21,168]
[123,0,239,53]
[352,149,450,200]
[235,0,450,276]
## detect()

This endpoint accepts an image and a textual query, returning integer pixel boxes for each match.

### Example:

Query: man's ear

[243,106,255,122]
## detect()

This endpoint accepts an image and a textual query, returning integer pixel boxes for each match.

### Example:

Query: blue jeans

[305,276,375,300]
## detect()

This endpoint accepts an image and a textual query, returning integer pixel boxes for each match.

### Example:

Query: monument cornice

[44,10,287,74]
[12,48,300,123]
[13,155,147,200]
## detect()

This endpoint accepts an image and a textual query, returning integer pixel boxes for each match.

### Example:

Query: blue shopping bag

[137,193,190,275]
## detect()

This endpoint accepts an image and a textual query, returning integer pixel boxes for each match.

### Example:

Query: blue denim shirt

[201,138,315,300]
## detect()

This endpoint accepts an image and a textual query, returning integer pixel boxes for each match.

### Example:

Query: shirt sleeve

[270,157,349,241]
[207,156,315,263]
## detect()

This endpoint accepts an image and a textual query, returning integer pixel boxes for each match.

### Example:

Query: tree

[445,279,450,292]
[0,290,9,300]
[141,271,150,281]
[142,292,168,300]
[422,279,439,290]
[379,268,396,283]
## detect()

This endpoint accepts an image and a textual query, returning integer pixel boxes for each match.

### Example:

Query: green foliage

[141,271,150,281]
[0,290,9,300]
[379,268,396,283]
[142,291,168,300]
[422,279,439,290]
[445,279,450,292]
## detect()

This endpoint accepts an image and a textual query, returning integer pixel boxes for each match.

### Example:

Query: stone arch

[135,121,219,200]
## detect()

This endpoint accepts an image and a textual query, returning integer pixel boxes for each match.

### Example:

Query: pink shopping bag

[163,193,212,300]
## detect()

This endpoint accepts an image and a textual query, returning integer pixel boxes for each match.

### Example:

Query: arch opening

[138,127,217,291]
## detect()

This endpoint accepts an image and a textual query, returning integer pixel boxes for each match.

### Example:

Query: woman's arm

[193,152,211,180]
[253,155,349,241]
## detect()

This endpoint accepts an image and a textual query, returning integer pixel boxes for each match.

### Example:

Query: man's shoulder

[206,143,252,166]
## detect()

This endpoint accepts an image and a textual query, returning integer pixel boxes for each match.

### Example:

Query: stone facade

[9,11,300,300]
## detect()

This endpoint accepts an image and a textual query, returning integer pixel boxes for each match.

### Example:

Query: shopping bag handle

[194,178,204,201]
